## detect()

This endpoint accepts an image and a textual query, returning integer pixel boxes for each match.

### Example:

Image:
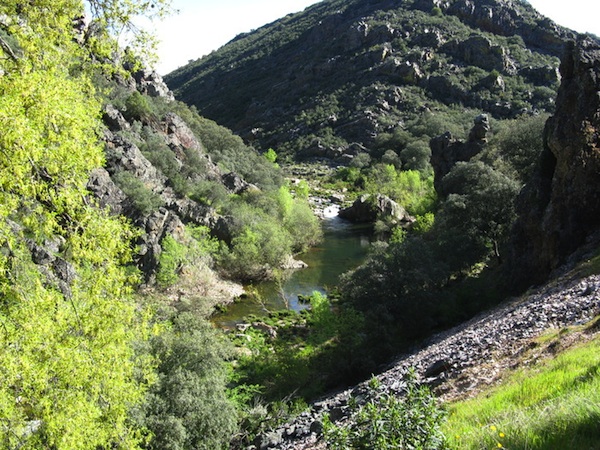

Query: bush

[135,313,238,450]
[112,170,164,215]
[324,372,446,449]
[123,91,155,121]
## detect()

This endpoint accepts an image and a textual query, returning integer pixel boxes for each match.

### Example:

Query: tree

[0,0,171,447]
[436,161,520,267]
[135,313,238,450]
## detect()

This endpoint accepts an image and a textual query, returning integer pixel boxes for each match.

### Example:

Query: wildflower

[499,432,505,438]
[497,443,503,448]
[490,425,497,431]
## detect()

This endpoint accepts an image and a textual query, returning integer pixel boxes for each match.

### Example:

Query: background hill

[165,0,583,163]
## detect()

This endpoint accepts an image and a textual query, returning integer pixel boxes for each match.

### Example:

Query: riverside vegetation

[2,1,600,450]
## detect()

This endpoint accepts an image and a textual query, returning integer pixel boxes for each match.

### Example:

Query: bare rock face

[509,36,600,288]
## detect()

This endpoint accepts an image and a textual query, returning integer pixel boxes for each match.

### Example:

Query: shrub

[123,91,154,121]
[135,313,238,450]
[324,372,446,449]
[112,170,164,215]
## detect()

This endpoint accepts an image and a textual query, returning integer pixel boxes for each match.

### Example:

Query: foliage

[156,226,219,287]
[444,332,600,449]
[230,292,365,403]
[324,373,446,449]
[264,148,278,164]
[0,0,171,447]
[219,188,322,280]
[436,161,520,266]
[134,313,238,450]
[481,113,549,183]
[113,170,164,214]
[364,165,436,215]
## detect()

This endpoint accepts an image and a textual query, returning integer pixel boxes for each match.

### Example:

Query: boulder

[339,194,415,226]
[430,114,489,194]
[222,172,259,194]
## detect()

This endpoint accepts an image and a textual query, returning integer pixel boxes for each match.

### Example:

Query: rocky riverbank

[254,261,600,449]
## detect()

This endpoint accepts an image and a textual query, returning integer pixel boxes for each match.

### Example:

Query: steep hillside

[252,35,600,449]
[166,0,583,162]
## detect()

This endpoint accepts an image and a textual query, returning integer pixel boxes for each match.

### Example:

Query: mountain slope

[166,0,583,162]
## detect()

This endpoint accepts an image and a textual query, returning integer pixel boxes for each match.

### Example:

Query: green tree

[437,161,520,266]
[135,313,238,450]
[0,0,171,447]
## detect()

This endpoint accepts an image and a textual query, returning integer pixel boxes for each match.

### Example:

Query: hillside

[251,34,600,449]
[165,0,585,162]
[263,265,600,449]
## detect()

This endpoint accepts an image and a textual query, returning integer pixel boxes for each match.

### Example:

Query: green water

[213,215,373,327]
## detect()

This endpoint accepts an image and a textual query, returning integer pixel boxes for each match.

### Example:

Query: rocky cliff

[87,68,244,287]
[509,36,600,289]
[165,0,584,163]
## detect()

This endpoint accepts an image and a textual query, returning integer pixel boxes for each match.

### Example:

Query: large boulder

[509,37,600,288]
[339,194,415,226]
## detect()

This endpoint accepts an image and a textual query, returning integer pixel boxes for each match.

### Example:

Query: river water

[213,206,373,327]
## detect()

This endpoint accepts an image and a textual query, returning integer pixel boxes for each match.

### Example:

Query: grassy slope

[443,318,600,449]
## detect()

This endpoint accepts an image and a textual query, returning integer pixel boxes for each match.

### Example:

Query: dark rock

[430,115,489,194]
[222,172,257,194]
[424,359,452,378]
[102,104,130,132]
[309,420,323,435]
[509,37,600,288]
[339,194,414,226]
[87,168,127,215]
[468,113,490,142]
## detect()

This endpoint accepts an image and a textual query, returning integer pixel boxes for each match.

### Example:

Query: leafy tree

[264,148,278,164]
[483,113,549,183]
[436,161,520,266]
[400,139,432,173]
[0,0,171,447]
[135,313,238,450]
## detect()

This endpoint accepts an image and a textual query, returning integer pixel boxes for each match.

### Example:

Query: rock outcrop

[339,194,415,226]
[509,36,600,288]
[89,70,249,285]
[429,114,490,194]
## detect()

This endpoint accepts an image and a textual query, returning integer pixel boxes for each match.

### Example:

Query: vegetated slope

[166,0,583,161]
[250,33,600,449]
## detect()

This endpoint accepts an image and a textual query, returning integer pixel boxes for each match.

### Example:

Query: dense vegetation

[0,0,321,448]
[2,0,598,448]
[0,0,170,447]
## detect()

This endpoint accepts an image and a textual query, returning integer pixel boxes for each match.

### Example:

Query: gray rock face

[442,35,516,74]
[87,168,127,215]
[92,99,246,283]
[509,36,600,288]
[339,194,415,226]
[132,68,175,100]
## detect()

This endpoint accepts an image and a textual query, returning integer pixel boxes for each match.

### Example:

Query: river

[213,206,373,327]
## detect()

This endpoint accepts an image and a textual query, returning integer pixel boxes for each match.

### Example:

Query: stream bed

[213,207,373,327]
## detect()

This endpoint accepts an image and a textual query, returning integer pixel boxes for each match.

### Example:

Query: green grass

[443,331,600,449]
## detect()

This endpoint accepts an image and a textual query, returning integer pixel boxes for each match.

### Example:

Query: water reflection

[213,213,372,327]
